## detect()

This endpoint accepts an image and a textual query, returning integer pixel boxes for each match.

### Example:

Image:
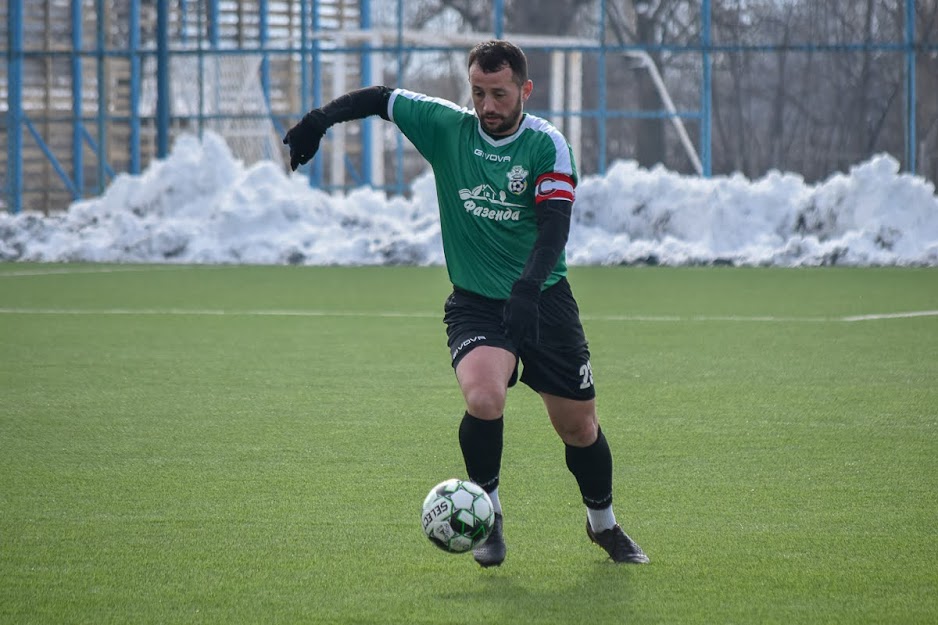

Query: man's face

[469,63,533,137]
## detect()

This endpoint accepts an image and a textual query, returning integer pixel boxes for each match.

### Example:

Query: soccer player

[283,40,649,566]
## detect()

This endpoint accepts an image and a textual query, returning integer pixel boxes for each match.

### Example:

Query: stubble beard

[482,96,524,137]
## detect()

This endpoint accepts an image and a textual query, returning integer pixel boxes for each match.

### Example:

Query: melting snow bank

[1,131,936,266]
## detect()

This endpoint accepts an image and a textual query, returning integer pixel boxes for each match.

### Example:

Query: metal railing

[2,0,933,214]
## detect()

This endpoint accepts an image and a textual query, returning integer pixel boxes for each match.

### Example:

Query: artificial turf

[1,264,936,624]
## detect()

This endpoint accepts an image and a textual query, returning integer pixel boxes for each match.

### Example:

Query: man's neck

[481,113,525,140]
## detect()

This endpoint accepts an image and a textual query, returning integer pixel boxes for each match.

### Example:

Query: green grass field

[1,264,936,624]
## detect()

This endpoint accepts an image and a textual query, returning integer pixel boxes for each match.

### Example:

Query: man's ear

[522,79,533,102]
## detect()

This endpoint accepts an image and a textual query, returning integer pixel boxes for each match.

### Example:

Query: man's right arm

[282,86,392,171]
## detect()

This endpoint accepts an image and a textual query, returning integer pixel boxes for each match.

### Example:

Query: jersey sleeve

[387,89,473,163]
[528,120,578,205]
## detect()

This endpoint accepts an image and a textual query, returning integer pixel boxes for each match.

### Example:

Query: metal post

[701,0,712,177]
[197,0,205,137]
[96,0,107,194]
[7,0,24,213]
[156,0,170,158]
[330,46,347,189]
[207,0,220,138]
[72,0,85,198]
[208,0,219,47]
[598,0,607,174]
[259,0,271,158]
[180,0,189,43]
[395,0,405,195]
[130,0,141,173]
[260,0,270,106]
[311,0,324,186]
[300,0,310,116]
[549,51,565,133]
[905,0,916,174]
[568,52,583,169]
[493,0,504,39]
[360,0,372,186]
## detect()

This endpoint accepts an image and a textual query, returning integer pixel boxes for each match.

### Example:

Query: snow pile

[2,131,936,266]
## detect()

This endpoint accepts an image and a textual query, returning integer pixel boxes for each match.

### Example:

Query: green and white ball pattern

[421,478,495,553]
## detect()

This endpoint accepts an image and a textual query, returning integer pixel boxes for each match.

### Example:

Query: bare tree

[381,0,936,182]
[605,1,699,169]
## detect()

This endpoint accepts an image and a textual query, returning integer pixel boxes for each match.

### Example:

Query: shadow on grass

[431,561,642,624]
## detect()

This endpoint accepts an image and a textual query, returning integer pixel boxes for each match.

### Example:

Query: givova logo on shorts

[452,335,487,360]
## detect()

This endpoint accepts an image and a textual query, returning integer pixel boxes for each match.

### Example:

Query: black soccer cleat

[473,513,506,568]
[586,521,650,564]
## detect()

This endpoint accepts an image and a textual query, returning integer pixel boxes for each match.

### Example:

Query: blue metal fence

[2,0,933,214]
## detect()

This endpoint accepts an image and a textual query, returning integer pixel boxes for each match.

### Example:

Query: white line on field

[0,307,936,322]
[841,310,938,322]
[0,266,188,277]
[0,307,439,319]
[589,314,828,322]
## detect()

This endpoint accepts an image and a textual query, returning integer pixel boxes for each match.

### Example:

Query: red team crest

[534,173,575,203]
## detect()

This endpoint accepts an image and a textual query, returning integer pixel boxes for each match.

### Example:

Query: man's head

[467,40,533,137]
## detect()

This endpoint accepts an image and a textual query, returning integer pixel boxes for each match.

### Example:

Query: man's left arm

[502,195,573,345]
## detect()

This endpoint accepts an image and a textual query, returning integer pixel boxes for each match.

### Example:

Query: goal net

[140,53,283,166]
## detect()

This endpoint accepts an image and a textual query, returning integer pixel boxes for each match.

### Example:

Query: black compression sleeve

[317,85,392,126]
[517,198,572,288]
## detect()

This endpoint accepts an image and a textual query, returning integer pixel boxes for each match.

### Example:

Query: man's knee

[463,385,507,420]
[556,417,598,447]
[544,395,599,446]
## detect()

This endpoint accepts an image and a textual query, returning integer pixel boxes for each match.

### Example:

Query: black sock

[564,426,614,509]
[458,412,503,493]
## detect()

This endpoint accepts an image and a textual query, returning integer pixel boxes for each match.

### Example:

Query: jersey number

[579,361,594,390]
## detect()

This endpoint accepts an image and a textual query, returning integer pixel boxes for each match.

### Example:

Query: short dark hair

[467,40,528,85]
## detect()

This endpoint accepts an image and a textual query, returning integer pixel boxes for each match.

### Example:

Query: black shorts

[443,278,596,401]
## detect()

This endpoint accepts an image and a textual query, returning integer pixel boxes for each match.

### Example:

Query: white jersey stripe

[522,115,574,177]
[388,89,469,123]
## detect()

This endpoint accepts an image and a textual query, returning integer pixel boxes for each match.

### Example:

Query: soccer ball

[421,478,495,553]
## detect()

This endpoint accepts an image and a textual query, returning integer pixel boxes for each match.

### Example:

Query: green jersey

[387,89,578,300]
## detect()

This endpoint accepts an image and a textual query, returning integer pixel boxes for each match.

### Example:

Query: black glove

[282,110,328,171]
[503,280,541,346]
